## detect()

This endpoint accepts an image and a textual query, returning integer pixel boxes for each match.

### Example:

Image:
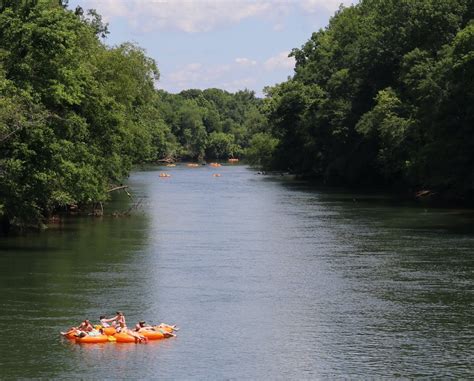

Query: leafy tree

[0,1,166,230]
[356,88,414,180]
[261,0,474,199]
[245,133,279,169]
[205,132,240,159]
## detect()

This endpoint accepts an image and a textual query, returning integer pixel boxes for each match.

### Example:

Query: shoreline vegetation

[0,1,266,232]
[1,0,473,233]
[260,0,474,206]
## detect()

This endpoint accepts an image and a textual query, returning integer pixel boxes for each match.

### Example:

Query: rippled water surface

[0,165,473,378]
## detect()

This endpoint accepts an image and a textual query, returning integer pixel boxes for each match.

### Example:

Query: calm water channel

[0,165,473,379]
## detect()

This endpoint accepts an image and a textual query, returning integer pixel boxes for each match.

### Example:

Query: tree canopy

[1,0,473,231]
[0,1,268,230]
[257,0,474,202]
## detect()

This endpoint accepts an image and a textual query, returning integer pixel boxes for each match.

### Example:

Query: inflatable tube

[76,334,109,344]
[154,325,174,333]
[102,327,117,336]
[139,330,165,340]
[114,332,138,343]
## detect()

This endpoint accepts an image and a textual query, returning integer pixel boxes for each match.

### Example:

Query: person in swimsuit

[134,321,153,331]
[99,315,117,328]
[61,319,92,337]
[60,327,82,337]
[78,319,94,332]
[117,321,147,343]
[115,311,126,327]
[135,321,176,338]
[156,323,179,332]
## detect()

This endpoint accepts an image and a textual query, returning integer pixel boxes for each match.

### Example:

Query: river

[0,165,473,379]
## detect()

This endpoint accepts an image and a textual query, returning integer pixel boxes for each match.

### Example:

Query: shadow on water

[278,179,474,234]
[267,175,474,377]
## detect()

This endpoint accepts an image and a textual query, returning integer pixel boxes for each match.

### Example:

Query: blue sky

[68,0,357,96]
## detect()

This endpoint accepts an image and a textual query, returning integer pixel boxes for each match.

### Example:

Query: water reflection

[0,166,473,378]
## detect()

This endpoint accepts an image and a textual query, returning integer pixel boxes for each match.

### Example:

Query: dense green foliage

[155,88,267,161]
[0,1,267,230]
[259,0,474,201]
[2,0,473,230]
[0,0,167,230]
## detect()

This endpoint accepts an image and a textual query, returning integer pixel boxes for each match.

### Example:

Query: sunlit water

[0,165,473,378]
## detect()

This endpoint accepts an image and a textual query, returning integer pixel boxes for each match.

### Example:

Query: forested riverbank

[1,0,473,231]
[0,1,268,230]
[259,0,474,204]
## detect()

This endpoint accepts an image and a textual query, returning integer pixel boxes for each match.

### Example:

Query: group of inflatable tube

[63,325,177,344]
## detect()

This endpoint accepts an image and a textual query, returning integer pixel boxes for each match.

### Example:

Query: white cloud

[159,50,295,94]
[299,0,354,13]
[78,0,357,33]
[164,62,233,90]
[235,57,257,66]
[81,0,271,33]
[263,51,295,71]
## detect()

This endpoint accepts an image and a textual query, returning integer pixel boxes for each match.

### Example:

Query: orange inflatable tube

[114,332,138,343]
[139,330,165,340]
[102,327,117,336]
[76,334,110,344]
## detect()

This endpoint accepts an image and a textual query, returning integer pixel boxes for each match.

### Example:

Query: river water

[0,165,473,379]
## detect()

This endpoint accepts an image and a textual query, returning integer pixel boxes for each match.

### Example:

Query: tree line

[257,0,474,203]
[1,0,473,231]
[0,0,268,230]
